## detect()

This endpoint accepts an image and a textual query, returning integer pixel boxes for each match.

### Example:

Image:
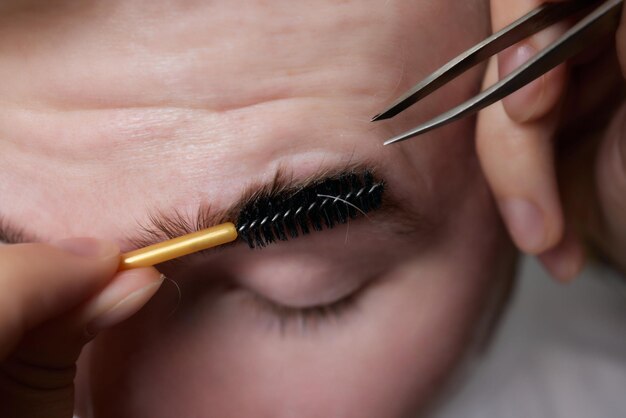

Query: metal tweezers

[373,0,624,145]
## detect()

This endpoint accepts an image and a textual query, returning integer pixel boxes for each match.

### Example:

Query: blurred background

[435,257,626,418]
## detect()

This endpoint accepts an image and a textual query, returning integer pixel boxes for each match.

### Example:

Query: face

[0,1,515,417]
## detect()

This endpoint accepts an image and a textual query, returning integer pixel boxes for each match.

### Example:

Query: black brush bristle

[236,170,385,249]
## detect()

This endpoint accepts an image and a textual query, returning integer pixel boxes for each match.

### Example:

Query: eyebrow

[126,163,396,250]
[0,163,427,249]
[0,217,31,244]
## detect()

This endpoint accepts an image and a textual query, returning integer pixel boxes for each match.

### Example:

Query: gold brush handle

[119,222,238,270]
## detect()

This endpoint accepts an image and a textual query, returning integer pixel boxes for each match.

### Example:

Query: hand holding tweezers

[373,0,624,145]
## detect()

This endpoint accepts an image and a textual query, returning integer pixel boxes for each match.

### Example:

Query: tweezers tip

[384,126,427,145]
[383,136,404,146]
[372,103,408,121]
[370,112,387,122]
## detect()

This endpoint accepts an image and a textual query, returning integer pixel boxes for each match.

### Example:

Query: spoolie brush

[119,170,385,269]
[236,170,384,248]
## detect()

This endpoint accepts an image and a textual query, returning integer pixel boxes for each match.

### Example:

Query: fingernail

[499,43,542,121]
[51,237,119,258]
[85,272,164,335]
[539,230,585,283]
[540,247,583,283]
[501,198,546,253]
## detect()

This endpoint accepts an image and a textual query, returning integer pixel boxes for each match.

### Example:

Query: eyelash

[248,287,362,333]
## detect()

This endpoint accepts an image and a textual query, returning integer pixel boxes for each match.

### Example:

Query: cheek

[79,242,504,418]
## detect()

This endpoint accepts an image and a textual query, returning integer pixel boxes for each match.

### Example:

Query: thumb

[0,238,162,418]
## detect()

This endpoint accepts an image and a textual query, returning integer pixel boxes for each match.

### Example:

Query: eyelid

[244,280,366,332]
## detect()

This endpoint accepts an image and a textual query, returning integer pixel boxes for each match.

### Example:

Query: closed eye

[246,283,365,333]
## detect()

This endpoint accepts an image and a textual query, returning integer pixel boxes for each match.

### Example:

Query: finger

[493,0,569,123]
[477,57,564,254]
[0,238,118,358]
[81,267,163,337]
[11,268,163,366]
[0,239,163,418]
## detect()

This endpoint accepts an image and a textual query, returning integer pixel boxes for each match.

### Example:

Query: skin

[0,0,623,417]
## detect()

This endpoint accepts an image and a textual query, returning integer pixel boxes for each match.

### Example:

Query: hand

[477,0,626,280]
[0,238,162,418]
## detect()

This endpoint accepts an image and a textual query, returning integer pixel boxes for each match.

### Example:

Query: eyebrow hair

[126,163,382,249]
[0,162,427,249]
[0,216,31,244]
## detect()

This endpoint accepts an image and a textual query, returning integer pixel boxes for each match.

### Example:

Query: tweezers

[374,0,624,145]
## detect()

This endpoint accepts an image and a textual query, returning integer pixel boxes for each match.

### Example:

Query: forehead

[0,0,488,241]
